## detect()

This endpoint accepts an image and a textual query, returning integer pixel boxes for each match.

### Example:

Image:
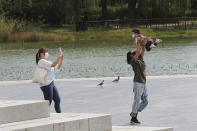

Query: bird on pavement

[112,76,120,82]
[97,80,104,86]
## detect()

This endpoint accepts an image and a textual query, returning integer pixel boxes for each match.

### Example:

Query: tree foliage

[0,0,196,25]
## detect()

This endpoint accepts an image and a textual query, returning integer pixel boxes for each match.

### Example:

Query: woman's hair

[132,29,141,34]
[36,48,47,64]
[127,51,142,64]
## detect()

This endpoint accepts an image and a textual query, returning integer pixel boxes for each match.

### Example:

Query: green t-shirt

[131,56,146,84]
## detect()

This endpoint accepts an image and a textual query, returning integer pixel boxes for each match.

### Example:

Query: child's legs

[153,42,158,46]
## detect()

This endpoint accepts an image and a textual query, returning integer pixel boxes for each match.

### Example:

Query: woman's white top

[38,59,58,87]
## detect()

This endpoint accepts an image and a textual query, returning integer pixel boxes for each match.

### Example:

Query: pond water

[0,37,197,81]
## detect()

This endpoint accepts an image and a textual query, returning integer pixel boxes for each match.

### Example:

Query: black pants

[145,41,153,51]
[40,81,61,113]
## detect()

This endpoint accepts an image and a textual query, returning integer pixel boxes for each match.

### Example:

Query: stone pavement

[1,75,197,131]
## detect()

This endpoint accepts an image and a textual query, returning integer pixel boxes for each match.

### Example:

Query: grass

[40,27,197,41]
[1,22,197,43]
[8,32,74,42]
[1,13,197,43]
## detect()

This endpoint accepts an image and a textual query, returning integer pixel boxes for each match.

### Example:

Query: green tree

[74,0,80,31]
[0,0,3,15]
[128,0,136,19]
[1,0,32,19]
[101,0,107,20]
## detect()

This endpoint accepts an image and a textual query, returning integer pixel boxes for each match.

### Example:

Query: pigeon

[112,76,120,82]
[97,80,104,86]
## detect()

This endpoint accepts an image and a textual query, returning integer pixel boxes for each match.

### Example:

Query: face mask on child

[132,34,135,38]
[45,52,49,59]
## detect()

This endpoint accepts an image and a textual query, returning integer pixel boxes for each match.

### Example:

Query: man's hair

[132,29,141,34]
[127,51,143,64]
[127,51,136,64]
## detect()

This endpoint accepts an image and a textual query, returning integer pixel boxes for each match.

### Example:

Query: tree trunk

[101,0,107,20]
[74,0,80,31]
[128,0,138,19]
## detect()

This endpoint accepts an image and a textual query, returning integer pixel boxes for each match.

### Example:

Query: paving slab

[0,100,49,124]
[0,75,191,130]
[0,113,112,131]
[113,126,173,131]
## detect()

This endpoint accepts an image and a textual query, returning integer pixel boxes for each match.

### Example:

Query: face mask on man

[45,52,49,59]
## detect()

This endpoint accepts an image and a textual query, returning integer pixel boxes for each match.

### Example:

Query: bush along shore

[1,16,197,43]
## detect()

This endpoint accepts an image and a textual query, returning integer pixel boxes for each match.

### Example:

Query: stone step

[113,126,173,131]
[0,113,112,131]
[0,100,50,124]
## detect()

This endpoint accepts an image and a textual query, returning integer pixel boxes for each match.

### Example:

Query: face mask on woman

[45,52,49,59]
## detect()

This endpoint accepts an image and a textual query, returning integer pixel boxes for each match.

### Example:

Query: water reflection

[0,37,197,81]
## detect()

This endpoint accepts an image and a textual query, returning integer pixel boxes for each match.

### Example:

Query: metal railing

[86,17,197,30]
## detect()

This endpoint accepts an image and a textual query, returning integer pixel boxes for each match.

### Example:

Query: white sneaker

[155,38,162,44]
[150,44,157,48]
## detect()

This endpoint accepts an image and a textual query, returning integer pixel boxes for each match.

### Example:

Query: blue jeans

[131,82,148,115]
[40,81,61,113]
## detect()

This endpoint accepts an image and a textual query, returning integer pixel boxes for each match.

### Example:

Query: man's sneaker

[130,117,141,124]
[155,38,162,44]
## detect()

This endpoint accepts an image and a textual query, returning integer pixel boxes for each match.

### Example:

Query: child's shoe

[155,38,162,44]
